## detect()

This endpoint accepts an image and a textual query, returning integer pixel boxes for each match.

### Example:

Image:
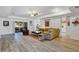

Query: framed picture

[67,19,70,26]
[45,20,49,27]
[66,16,70,26]
[3,21,9,26]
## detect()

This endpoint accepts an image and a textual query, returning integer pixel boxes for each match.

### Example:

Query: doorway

[15,21,29,35]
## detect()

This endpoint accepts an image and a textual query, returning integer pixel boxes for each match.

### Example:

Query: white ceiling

[0,6,79,19]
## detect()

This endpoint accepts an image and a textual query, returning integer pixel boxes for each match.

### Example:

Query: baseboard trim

[70,36,79,40]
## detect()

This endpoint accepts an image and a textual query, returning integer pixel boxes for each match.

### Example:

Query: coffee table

[32,31,42,39]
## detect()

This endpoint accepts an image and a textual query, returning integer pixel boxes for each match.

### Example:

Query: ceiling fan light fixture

[28,10,39,17]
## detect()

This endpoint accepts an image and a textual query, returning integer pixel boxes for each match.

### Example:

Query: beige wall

[0,18,29,35]
[0,16,79,40]
[66,16,79,40]
[0,18,14,35]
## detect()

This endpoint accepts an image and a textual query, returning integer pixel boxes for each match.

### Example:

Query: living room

[0,6,79,52]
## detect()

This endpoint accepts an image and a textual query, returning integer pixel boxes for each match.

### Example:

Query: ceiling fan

[28,10,39,17]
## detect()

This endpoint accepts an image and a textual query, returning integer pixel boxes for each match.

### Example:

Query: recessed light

[52,8,63,13]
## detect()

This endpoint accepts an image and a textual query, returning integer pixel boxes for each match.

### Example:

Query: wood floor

[0,34,79,52]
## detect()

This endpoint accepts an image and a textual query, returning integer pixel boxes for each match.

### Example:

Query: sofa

[39,28,60,39]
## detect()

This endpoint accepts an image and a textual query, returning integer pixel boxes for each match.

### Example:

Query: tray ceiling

[0,6,78,19]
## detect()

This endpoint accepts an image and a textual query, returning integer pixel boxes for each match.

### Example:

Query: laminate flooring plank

[0,35,79,52]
